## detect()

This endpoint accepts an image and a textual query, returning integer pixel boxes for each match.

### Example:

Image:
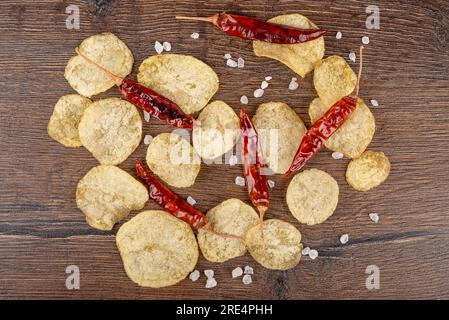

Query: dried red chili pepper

[285,46,365,176]
[176,13,326,44]
[75,48,194,129]
[240,109,269,221]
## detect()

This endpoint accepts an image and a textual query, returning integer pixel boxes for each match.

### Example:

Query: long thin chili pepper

[135,160,240,239]
[285,46,365,176]
[75,48,194,129]
[239,109,269,222]
[176,13,326,44]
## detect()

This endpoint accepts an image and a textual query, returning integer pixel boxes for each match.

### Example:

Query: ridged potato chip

[65,33,133,97]
[253,14,325,78]
[286,169,339,225]
[197,199,259,263]
[47,94,91,147]
[78,98,142,165]
[252,102,307,174]
[116,210,198,288]
[146,132,201,188]
[192,100,240,160]
[313,55,357,106]
[76,165,148,231]
[245,219,302,270]
[137,54,219,115]
[309,97,375,158]
[346,150,390,191]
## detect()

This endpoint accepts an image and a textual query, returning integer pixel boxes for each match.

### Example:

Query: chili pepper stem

[257,205,267,242]
[75,48,123,86]
[201,223,242,240]
[175,15,218,26]
[354,46,364,98]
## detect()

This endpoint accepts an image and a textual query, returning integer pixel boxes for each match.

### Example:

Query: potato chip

[65,33,133,98]
[116,210,198,288]
[146,132,201,188]
[309,97,375,158]
[313,55,357,106]
[252,102,307,174]
[137,54,219,115]
[192,100,240,160]
[245,219,302,270]
[286,169,339,225]
[197,199,258,263]
[76,165,148,231]
[47,94,91,147]
[253,14,325,78]
[346,150,390,191]
[78,98,142,165]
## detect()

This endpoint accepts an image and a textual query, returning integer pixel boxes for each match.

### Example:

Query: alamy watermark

[365,265,380,290]
[65,265,80,290]
[66,4,80,30]
[366,5,380,30]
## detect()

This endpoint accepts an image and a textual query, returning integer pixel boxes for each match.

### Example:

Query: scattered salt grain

[244,266,254,275]
[242,274,252,285]
[261,80,269,89]
[237,57,245,68]
[336,31,342,40]
[224,53,232,59]
[162,41,172,51]
[369,213,379,223]
[143,111,150,122]
[232,267,243,278]
[265,76,272,81]
[235,176,245,186]
[229,155,238,166]
[190,32,200,39]
[204,269,214,279]
[189,270,200,282]
[240,95,248,105]
[340,234,349,245]
[267,179,275,188]
[362,36,370,45]
[370,99,379,107]
[143,135,153,145]
[302,247,310,256]
[205,277,217,288]
[187,196,196,206]
[154,41,164,54]
[253,88,264,98]
[226,59,238,68]
[288,77,299,90]
[309,249,319,260]
[332,151,344,160]
[349,52,356,63]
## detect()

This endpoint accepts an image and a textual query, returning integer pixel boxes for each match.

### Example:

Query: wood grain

[0,0,448,299]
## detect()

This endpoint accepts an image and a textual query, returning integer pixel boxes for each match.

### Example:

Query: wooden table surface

[1,0,448,300]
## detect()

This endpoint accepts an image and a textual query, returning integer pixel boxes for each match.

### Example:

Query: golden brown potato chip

[47,94,92,147]
[137,54,219,115]
[116,210,198,288]
[253,14,325,78]
[245,219,302,270]
[146,132,201,188]
[65,33,133,97]
[76,165,148,231]
[346,150,390,191]
[78,98,142,165]
[309,97,375,158]
[253,102,307,174]
[313,55,357,106]
[197,199,258,263]
[286,169,339,225]
[192,100,240,160]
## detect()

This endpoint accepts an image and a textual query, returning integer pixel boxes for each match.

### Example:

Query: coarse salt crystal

[362,36,370,45]
[349,52,356,63]
[143,111,150,122]
[232,267,243,278]
[244,266,254,275]
[267,180,275,188]
[154,41,164,54]
[235,176,245,186]
[242,274,252,285]
[370,99,379,107]
[240,95,248,105]
[187,196,196,206]
[340,234,349,244]
[309,249,319,260]
[204,269,214,279]
[229,155,238,166]
[205,277,217,288]
[143,135,153,145]
[189,270,200,282]
[237,57,245,68]
[265,76,272,81]
[224,53,232,59]
[190,32,199,39]
[162,41,172,51]
[288,77,299,90]
[302,247,310,256]
[253,88,264,98]
[336,31,342,40]
[369,213,379,223]
[226,59,238,68]
[332,151,344,160]
[261,80,269,89]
